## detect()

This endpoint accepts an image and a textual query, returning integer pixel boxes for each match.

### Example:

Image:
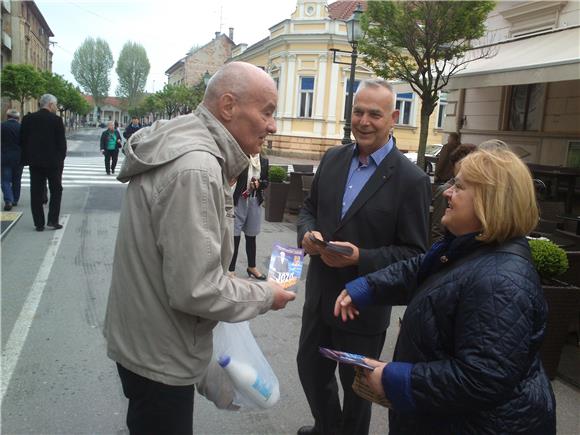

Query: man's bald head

[201,62,278,155]
[203,62,275,109]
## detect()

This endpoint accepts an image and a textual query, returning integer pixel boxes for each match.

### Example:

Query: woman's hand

[334,289,360,322]
[363,358,387,399]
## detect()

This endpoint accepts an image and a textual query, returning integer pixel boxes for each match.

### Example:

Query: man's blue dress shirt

[341,137,394,219]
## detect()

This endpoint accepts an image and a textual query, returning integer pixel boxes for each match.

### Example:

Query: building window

[299,76,314,118]
[568,141,580,168]
[436,92,448,129]
[507,84,545,131]
[395,92,414,125]
[343,79,360,119]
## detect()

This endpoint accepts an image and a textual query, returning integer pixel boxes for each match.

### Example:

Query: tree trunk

[416,104,432,172]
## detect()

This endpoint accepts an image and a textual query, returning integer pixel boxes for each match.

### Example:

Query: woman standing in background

[229,154,269,280]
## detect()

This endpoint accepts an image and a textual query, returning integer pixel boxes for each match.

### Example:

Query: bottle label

[252,377,272,400]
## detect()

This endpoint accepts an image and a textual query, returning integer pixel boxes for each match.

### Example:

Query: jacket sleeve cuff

[345,277,373,309]
[382,362,416,412]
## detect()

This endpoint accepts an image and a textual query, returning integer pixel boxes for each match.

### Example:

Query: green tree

[116,41,151,107]
[0,64,45,111]
[156,84,181,118]
[361,1,495,170]
[71,37,114,107]
[140,94,164,120]
[40,71,67,107]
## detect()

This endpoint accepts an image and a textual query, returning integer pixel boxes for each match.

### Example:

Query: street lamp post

[342,4,363,144]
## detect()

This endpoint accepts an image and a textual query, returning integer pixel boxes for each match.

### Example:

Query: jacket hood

[117,104,249,183]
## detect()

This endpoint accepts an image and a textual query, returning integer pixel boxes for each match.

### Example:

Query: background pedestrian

[20,94,67,231]
[229,153,269,280]
[100,121,122,175]
[1,109,23,210]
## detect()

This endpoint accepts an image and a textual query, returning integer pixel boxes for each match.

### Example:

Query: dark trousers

[228,235,257,271]
[1,163,23,205]
[116,364,195,435]
[29,165,63,228]
[297,304,386,435]
[104,149,119,174]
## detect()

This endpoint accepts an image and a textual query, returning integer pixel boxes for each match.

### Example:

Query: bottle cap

[218,355,231,368]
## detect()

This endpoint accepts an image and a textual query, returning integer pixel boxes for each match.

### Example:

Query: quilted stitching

[379,244,556,434]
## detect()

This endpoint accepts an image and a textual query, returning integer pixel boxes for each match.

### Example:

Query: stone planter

[539,281,580,379]
[265,182,289,222]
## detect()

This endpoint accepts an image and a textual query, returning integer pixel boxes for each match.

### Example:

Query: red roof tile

[328,0,367,20]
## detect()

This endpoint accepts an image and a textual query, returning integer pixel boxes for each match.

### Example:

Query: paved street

[1,127,579,434]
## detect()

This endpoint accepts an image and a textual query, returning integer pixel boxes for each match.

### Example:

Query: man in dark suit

[273,250,290,274]
[20,94,67,231]
[1,109,23,210]
[296,79,431,435]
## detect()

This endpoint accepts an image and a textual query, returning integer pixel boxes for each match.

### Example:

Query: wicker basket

[352,367,392,408]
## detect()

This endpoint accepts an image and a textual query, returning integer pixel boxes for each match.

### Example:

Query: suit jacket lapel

[337,147,399,231]
[330,144,356,228]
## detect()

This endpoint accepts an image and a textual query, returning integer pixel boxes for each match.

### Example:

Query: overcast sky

[36,0,298,96]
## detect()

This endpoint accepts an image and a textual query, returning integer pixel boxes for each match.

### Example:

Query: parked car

[404,144,443,174]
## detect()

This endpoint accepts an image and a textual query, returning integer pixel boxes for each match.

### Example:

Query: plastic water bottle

[218,355,280,408]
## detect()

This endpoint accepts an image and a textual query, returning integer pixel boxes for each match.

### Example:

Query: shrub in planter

[528,237,579,380]
[528,238,569,281]
[265,166,289,222]
[269,166,288,183]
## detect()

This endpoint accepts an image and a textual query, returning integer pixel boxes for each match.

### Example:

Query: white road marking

[1,214,70,403]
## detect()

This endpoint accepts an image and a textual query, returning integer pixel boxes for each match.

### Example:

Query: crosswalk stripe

[20,157,127,187]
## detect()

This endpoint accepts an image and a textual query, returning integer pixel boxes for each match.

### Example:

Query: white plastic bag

[196,321,280,411]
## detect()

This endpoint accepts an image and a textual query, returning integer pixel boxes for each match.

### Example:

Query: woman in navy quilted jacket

[334,147,556,434]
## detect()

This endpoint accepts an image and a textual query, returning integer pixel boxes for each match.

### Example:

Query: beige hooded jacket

[103,104,274,386]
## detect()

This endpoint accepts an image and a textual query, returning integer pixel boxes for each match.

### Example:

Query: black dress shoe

[47,222,63,230]
[35,226,45,232]
[3,202,12,211]
[246,268,267,280]
[297,426,320,435]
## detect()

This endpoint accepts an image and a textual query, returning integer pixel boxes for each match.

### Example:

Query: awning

[447,26,580,90]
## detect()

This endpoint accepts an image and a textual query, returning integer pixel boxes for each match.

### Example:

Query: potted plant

[529,238,580,379]
[264,166,289,222]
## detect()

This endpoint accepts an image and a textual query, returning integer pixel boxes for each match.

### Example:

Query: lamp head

[346,4,363,45]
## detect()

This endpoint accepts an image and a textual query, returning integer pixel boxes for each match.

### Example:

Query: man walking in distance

[1,109,23,211]
[123,116,141,142]
[20,94,67,231]
[296,79,431,435]
[104,62,296,435]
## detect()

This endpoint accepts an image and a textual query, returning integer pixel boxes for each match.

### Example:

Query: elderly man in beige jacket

[103,62,295,435]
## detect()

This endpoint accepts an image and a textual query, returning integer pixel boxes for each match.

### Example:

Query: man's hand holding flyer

[308,234,354,256]
[267,243,304,291]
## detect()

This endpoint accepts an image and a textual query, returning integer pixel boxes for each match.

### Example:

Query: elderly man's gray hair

[39,94,57,108]
[6,109,20,119]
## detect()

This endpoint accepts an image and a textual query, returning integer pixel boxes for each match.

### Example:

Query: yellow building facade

[231,0,444,159]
